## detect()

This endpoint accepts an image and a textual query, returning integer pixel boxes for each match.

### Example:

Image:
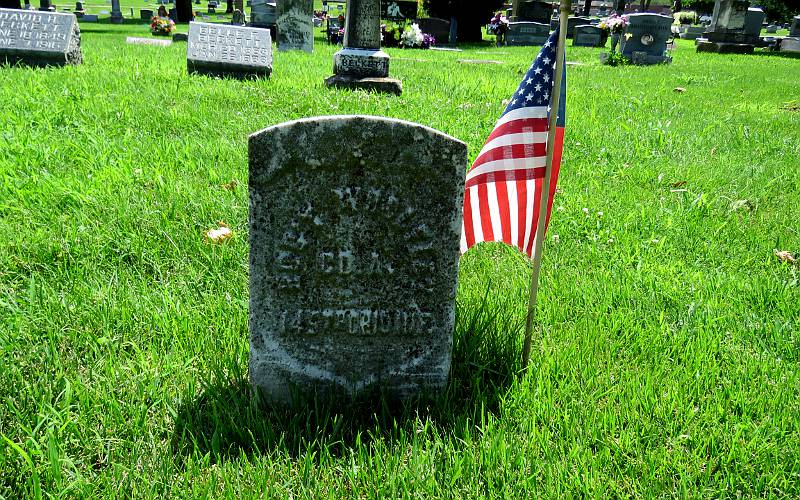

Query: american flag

[461,29,566,258]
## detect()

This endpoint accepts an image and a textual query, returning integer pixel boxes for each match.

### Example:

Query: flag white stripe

[477,131,550,158]
[466,156,548,183]
[507,180,519,247]
[522,179,536,250]
[493,106,548,128]
[487,182,502,242]
[469,185,483,243]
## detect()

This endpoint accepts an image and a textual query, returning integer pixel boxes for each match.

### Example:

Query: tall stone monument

[324,0,401,95]
[249,116,466,404]
[696,0,755,53]
[110,0,123,23]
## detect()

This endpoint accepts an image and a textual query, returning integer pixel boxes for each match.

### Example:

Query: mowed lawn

[1,21,800,497]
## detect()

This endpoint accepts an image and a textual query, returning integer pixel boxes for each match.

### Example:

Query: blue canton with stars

[502,28,566,127]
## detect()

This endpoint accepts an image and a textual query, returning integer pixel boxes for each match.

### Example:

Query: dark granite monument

[187,22,272,78]
[506,21,550,46]
[325,0,401,94]
[511,0,551,24]
[417,17,450,45]
[248,115,466,404]
[0,8,82,66]
[277,0,313,52]
[620,13,673,64]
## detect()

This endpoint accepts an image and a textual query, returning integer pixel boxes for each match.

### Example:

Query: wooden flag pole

[522,0,571,371]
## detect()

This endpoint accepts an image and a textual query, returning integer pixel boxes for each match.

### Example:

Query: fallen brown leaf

[204,224,233,243]
[671,181,687,188]
[774,249,797,265]
[673,87,686,93]
[220,179,238,191]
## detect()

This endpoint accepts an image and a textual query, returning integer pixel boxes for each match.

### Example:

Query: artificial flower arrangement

[400,23,435,49]
[488,12,509,35]
[599,13,628,34]
[150,16,176,36]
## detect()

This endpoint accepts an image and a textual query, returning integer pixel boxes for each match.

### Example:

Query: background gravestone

[512,0,551,24]
[417,17,450,45]
[277,0,313,52]
[573,24,602,46]
[697,0,755,53]
[791,16,800,37]
[0,8,81,66]
[621,13,672,64]
[506,21,549,46]
[250,0,276,28]
[566,16,591,38]
[249,115,467,404]
[187,22,272,78]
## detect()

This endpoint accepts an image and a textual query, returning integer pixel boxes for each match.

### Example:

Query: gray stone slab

[0,8,82,66]
[791,16,800,37]
[276,0,312,52]
[573,24,602,46]
[250,0,276,27]
[248,115,466,404]
[780,37,800,53]
[187,22,272,78]
[506,21,549,46]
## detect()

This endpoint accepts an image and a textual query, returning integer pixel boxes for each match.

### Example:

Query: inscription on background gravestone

[506,21,549,46]
[0,8,81,66]
[249,116,467,403]
[187,22,272,78]
[277,0,312,52]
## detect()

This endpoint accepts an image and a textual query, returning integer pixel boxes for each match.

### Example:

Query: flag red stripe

[495,180,511,244]
[484,118,549,145]
[465,167,546,190]
[516,178,527,252]
[463,188,476,248]
[472,143,548,169]
[477,183,494,242]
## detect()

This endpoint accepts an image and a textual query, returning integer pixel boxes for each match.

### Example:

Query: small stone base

[696,40,754,54]
[324,74,402,95]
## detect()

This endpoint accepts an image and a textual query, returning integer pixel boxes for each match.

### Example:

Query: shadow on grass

[752,50,800,60]
[170,292,522,464]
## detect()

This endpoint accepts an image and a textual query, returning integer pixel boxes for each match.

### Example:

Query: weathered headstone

[248,115,466,404]
[697,0,755,53]
[187,22,272,78]
[573,24,602,46]
[678,25,704,39]
[621,13,672,64]
[141,8,153,19]
[325,0,401,94]
[765,24,777,34]
[506,21,549,46]
[791,16,800,37]
[276,0,312,52]
[0,8,82,66]
[417,17,450,45]
[780,36,800,53]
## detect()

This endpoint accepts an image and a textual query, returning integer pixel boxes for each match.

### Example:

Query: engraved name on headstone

[0,8,81,66]
[249,115,467,403]
[187,21,272,78]
[277,0,312,52]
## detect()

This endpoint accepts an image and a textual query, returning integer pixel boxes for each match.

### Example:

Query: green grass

[1,24,800,497]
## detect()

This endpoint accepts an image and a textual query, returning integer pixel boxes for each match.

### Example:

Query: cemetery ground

[1,21,800,496]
